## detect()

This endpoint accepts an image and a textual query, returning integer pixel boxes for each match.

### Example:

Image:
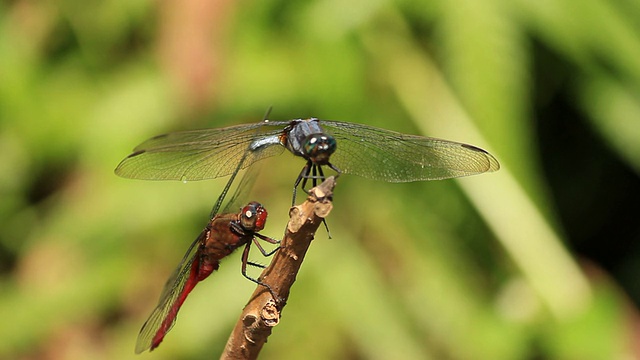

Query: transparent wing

[206,122,272,217]
[220,162,263,215]
[115,121,291,181]
[135,233,202,353]
[320,120,500,182]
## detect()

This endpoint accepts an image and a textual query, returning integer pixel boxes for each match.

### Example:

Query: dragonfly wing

[115,122,289,181]
[207,121,277,217]
[220,162,264,215]
[135,232,205,353]
[320,120,500,182]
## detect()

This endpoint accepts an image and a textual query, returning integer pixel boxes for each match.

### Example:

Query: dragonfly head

[240,201,268,232]
[303,133,336,165]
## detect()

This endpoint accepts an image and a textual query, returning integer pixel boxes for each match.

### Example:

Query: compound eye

[303,134,336,164]
[239,202,267,231]
[240,204,258,230]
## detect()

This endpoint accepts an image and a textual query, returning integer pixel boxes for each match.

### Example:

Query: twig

[220,176,336,360]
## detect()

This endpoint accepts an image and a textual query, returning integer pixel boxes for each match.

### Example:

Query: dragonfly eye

[240,202,267,231]
[303,134,336,164]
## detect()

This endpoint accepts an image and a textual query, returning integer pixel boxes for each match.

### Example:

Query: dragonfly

[115,118,500,204]
[133,156,279,353]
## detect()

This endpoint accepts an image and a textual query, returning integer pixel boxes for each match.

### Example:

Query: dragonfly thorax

[303,133,336,165]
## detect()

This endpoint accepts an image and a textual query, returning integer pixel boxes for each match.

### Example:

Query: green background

[1,0,639,359]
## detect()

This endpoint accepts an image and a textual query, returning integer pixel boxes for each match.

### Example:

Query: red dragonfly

[134,199,279,353]
[118,120,280,353]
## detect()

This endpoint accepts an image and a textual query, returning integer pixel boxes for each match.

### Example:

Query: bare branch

[220,177,336,360]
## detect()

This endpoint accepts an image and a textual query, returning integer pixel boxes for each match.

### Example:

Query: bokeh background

[2,0,640,359]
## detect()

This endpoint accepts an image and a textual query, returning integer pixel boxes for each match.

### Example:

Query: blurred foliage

[1,0,639,359]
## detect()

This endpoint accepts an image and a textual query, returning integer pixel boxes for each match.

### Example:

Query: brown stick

[220,177,336,360]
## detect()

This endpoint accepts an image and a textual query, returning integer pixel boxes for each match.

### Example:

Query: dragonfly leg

[321,218,332,239]
[292,161,312,205]
[254,232,280,245]
[253,234,281,256]
[292,162,333,238]
[313,165,332,238]
[304,165,327,195]
[240,241,282,303]
[311,164,318,188]
[292,164,333,238]
[246,260,266,269]
[317,165,326,184]
[328,162,342,178]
